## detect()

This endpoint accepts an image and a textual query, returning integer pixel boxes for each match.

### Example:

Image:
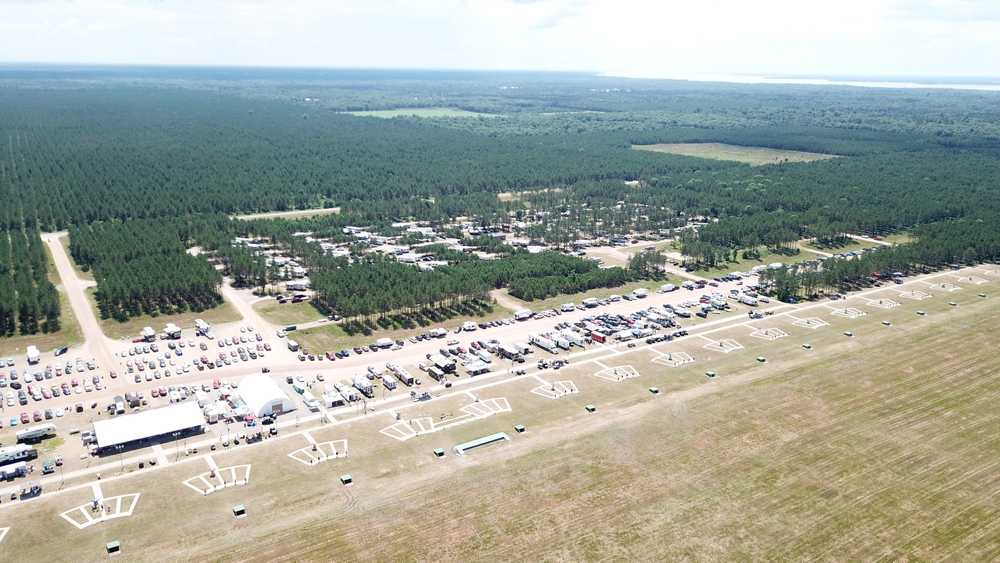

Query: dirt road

[41,232,116,370]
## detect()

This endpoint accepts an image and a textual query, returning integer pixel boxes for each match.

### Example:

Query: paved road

[41,232,116,370]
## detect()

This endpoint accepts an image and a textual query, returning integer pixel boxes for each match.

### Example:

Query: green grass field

[692,247,815,278]
[634,142,838,166]
[3,270,997,561]
[346,107,495,118]
[801,238,879,254]
[252,299,323,326]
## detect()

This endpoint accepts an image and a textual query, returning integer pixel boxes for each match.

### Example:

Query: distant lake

[603,72,1000,92]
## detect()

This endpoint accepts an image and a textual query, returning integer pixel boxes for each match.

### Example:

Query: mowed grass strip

[634,142,838,166]
[203,292,1000,561]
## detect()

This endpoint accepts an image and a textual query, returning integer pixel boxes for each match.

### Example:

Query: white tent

[237,374,296,418]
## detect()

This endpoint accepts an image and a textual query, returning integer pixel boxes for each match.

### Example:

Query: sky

[2,0,1000,78]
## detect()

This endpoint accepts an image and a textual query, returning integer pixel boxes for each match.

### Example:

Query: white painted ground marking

[931,282,961,292]
[464,390,477,400]
[750,328,789,341]
[379,397,513,442]
[530,379,579,399]
[531,373,549,386]
[0,527,8,543]
[204,454,219,472]
[593,359,610,370]
[829,306,866,319]
[182,464,252,496]
[864,297,899,309]
[302,431,318,446]
[1,265,986,511]
[59,493,141,530]
[652,351,695,367]
[593,365,640,382]
[91,481,104,504]
[898,289,932,300]
[288,439,350,466]
[792,317,828,329]
[703,339,744,354]
[151,444,169,466]
[696,334,718,344]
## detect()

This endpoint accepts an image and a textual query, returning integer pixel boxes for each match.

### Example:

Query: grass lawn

[801,238,879,254]
[232,207,341,221]
[497,279,678,312]
[294,303,513,353]
[633,142,838,166]
[692,248,814,278]
[6,272,997,561]
[0,244,83,357]
[253,299,324,325]
[88,288,243,340]
[346,107,495,118]
[883,232,915,245]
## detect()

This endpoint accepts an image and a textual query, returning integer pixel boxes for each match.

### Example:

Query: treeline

[310,250,624,317]
[760,215,1000,300]
[0,225,61,336]
[0,88,695,229]
[508,267,629,301]
[69,218,224,321]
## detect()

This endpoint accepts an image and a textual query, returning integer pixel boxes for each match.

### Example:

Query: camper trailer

[353,374,374,398]
[514,309,534,321]
[16,424,55,444]
[0,444,37,465]
[530,335,559,354]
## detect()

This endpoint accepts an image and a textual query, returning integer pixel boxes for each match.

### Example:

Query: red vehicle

[212,378,220,389]
[20,412,29,424]
[151,388,159,398]
[590,332,606,344]
[325,351,336,361]
[33,411,43,422]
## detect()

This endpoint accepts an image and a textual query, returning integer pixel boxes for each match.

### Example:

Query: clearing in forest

[633,142,838,166]
[345,107,495,118]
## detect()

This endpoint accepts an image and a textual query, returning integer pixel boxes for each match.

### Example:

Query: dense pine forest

[69,218,223,321]
[0,223,61,336]
[2,66,1000,325]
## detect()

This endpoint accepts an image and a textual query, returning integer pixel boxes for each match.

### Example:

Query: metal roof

[93,402,204,449]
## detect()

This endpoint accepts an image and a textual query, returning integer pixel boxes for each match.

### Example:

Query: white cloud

[0,0,996,77]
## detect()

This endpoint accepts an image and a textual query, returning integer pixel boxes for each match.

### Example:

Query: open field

[293,303,515,354]
[87,288,243,341]
[252,299,324,326]
[0,244,83,357]
[494,279,677,312]
[345,107,495,118]
[801,237,879,254]
[1,268,997,561]
[884,232,916,245]
[232,207,341,221]
[634,142,839,166]
[693,248,815,278]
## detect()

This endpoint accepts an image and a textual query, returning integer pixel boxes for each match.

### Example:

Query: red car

[33,411,43,422]
[20,412,29,424]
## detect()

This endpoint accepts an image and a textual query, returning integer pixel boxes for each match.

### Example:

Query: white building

[237,374,296,418]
